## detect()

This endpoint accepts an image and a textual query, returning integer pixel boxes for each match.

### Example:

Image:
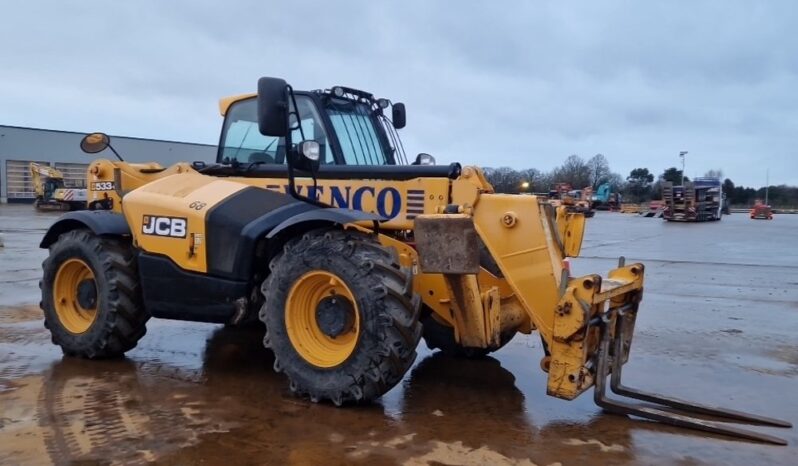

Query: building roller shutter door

[53,162,89,188]
[5,160,49,200]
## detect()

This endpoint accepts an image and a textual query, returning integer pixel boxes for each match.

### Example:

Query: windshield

[219,96,329,165]
[324,97,393,165]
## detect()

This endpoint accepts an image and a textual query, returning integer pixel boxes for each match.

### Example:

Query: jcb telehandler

[39,78,790,444]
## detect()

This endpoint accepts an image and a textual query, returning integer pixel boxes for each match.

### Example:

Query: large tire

[260,228,421,405]
[421,313,513,358]
[40,229,148,358]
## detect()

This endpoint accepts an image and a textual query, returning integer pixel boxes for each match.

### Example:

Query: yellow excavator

[29,162,87,211]
[38,78,790,444]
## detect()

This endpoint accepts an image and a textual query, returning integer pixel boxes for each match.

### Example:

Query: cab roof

[218,93,256,116]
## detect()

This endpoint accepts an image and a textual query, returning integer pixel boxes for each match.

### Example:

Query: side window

[220,96,329,164]
[290,98,331,164]
[326,100,389,165]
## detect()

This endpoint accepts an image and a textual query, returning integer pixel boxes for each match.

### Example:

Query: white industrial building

[0,125,216,203]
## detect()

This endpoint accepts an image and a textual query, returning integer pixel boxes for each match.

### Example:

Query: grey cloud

[0,0,795,186]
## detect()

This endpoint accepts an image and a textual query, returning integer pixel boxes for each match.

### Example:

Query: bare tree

[517,168,543,191]
[481,153,628,196]
[704,169,723,179]
[605,172,625,192]
[587,153,611,188]
[535,171,555,193]
[483,167,523,193]
[552,154,591,188]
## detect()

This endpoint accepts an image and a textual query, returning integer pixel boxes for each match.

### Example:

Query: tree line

[482,155,798,207]
[483,154,623,195]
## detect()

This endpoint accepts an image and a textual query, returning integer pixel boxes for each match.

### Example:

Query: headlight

[299,141,320,161]
[333,86,345,97]
[377,98,390,109]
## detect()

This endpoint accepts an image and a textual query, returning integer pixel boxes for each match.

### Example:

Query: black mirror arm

[286,85,306,141]
[107,144,124,162]
[285,152,327,209]
[283,85,327,209]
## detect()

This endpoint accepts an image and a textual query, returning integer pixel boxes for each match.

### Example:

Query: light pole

[679,151,688,185]
[765,168,769,205]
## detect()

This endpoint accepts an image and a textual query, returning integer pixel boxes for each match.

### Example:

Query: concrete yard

[0,204,796,465]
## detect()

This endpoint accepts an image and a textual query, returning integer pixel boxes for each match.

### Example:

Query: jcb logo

[142,215,187,238]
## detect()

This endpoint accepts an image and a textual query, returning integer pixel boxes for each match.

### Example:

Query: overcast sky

[1,1,796,186]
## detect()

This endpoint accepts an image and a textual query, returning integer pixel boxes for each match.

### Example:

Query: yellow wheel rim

[285,271,360,368]
[53,258,98,334]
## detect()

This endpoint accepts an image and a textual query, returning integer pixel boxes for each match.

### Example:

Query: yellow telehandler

[39,78,790,444]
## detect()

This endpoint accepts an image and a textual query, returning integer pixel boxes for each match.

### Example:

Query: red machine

[750,200,773,220]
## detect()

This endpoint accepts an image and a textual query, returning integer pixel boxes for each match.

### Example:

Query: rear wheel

[40,230,148,358]
[260,229,421,405]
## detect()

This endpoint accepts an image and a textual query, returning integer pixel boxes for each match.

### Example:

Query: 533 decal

[92,181,115,191]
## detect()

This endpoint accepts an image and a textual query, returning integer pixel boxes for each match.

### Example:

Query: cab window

[325,98,391,165]
[219,96,330,164]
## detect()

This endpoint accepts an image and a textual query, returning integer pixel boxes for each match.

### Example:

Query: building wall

[0,125,217,202]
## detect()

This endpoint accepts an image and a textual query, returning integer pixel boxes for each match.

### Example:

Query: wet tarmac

[1,203,796,465]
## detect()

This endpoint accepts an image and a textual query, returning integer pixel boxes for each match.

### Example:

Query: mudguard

[40,211,131,248]
[205,193,385,281]
[265,208,385,239]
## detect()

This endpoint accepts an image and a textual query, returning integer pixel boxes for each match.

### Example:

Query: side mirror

[257,77,289,137]
[292,140,321,174]
[80,132,110,154]
[392,102,406,129]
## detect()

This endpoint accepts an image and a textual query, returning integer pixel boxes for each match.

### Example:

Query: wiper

[244,160,270,172]
[232,124,254,162]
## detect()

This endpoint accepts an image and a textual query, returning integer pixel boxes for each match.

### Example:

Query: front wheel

[260,229,421,405]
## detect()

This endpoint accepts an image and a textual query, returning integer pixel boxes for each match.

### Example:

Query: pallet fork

[593,260,792,445]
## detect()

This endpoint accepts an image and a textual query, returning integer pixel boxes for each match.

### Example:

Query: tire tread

[261,228,421,405]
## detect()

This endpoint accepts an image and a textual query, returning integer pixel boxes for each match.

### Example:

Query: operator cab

[217,86,410,167]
